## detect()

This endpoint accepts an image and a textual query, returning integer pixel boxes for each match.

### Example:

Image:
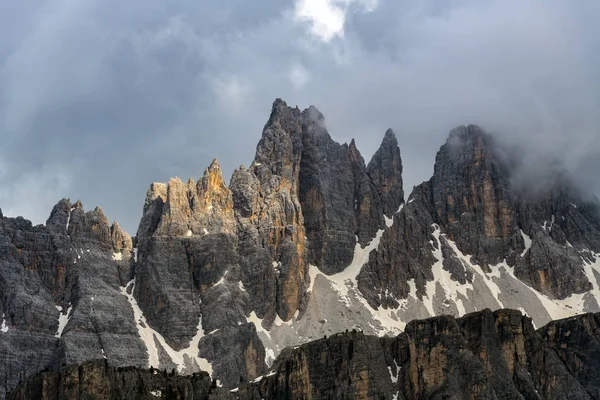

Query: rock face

[238,309,594,400]
[360,124,600,314]
[14,310,600,399]
[366,129,404,219]
[0,199,144,400]
[298,109,402,273]
[4,99,600,399]
[7,360,233,400]
[541,312,600,398]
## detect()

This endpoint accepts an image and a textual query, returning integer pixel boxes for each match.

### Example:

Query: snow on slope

[115,211,600,377]
[247,217,600,366]
[55,304,73,338]
[119,279,213,375]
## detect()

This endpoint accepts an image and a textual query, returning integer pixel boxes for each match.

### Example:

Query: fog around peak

[0,0,598,232]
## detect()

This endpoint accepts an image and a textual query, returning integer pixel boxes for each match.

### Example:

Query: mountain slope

[9,309,600,399]
[2,99,600,398]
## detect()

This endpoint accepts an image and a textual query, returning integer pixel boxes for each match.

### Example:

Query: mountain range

[1,99,600,399]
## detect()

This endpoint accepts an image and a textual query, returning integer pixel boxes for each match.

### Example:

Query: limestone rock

[366,128,404,219]
[7,360,233,400]
[241,309,593,399]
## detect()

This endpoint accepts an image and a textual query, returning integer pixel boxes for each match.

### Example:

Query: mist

[0,0,599,233]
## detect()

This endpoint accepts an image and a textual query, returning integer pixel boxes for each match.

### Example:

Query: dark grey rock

[366,128,404,219]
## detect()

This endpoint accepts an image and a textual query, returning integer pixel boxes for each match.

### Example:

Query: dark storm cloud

[0,0,599,233]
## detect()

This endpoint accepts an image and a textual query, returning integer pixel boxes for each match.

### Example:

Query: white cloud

[293,0,378,41]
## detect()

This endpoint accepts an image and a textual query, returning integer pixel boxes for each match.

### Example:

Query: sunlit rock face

[3,98,600,399]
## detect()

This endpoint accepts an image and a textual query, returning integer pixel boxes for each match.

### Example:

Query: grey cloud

[0,0,599,233]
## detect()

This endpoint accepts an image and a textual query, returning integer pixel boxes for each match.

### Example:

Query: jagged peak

[446,124,490,145]
[111,220,122,231]
[208,158,221,170]
[110,220,133,251]
[371,129,400,158]
[302,104,325,122]
[200,159,228,195]
[380,129,399,148]
[143,182,167,214]
[90,205,105,215]
[168,176,183,185]
[266,98,301,128]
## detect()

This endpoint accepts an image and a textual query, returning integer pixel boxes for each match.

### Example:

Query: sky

[0,0,599,234]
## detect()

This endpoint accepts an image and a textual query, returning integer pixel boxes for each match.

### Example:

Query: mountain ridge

[1,98,600,398]
[8,308,600,399]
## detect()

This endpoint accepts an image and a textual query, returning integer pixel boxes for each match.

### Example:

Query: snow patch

[307,264,319,293]
[498,260,591,321]
[65,206,74,232]
[120,279,213,375]
[327,230,384,303]
[384,214,394,228]
[112,252,123,261]
[203,228,208,236]
[520,230,532,257]
[186,229,193,237]
[149,390,162,397]
[310,228,404,334]
[425,226,474,316]
[388,359,400,383]
[133,247,138,262]
[55,304,73,338]
[247,311,276,365]
[214,271,227,286]
[1,314,8,333]
[273,310,299,327]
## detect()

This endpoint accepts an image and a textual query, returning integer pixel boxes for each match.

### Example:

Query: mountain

[1,99,600,398]
[9,309,600,399]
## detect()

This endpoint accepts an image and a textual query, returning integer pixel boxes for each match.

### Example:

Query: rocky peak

[430,124,517,266]
[110,221,132,252]
[252,99,304,186]
[154,177,191,236]
[143,182,167,213]
[83,206,112,244]
[147,163,236,238]
[366,128,404,218]
[197,159,232,214]
[231,99,308,322]
[46,198,72,235]
[136,183,167,242]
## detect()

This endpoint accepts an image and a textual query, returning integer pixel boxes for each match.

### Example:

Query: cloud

[0,0,599,232]
[288,63,312,88]
[293,0,378,41]
[0,156,72,224]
